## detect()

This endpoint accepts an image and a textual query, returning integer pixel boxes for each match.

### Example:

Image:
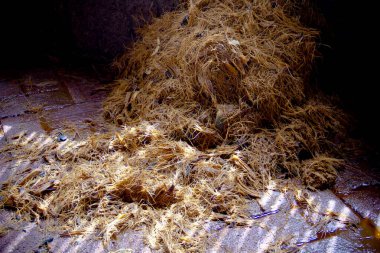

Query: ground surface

[0,68,379,252]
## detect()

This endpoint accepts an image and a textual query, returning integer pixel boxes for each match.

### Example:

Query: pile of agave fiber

[1,0,348,251]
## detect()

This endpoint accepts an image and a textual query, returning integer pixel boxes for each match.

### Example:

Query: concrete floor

[0,68,379,252]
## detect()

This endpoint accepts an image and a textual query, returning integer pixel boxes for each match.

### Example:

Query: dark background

[313,1,378,148]
[0,0,378,147]
[0,0,178,66]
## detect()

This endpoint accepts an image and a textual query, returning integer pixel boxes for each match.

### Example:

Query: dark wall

[66,0,178,62]
[0,1,67,66]
[314,1,379,147]
[0,0,178,67]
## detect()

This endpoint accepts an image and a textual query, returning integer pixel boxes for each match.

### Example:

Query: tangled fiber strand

[1,1,348,252]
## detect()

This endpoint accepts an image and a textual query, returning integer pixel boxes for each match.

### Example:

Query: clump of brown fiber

[1,0,348,252]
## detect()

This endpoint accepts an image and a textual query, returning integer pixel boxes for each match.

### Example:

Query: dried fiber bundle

[0,1,349,252]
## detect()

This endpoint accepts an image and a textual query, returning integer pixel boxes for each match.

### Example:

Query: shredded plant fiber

[1,0,348,252]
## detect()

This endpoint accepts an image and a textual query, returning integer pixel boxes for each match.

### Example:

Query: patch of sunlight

[71,222,98,252]
[310,203,322,223]
[54,237,73,253]
[299,228,314,245]
[21,131,36,145]
[2,223,36,253]
[327,200,337,214]
[182,145,196,159]
[38,135,54,149]
[136,149,146,157]
[289,207,297,215]
[0,168,6,179]
[271,193,285,210]
[186,220,201,238]
[259,190,272,207]
[94,242,106,253]
[338,206,351,223]
[236,226,253,250]
[210,226,229,252]
[57,140,68,150]
[256,193,285,252]
[258,189,284,211]
[326,235,338,253]
[257,225,277,253]
[376,213,380,239]
[267,180,277,190]
[236,197,282,250]
[2,125,12,135]
[109,249,133,253]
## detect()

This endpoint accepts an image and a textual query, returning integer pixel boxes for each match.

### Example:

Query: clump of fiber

[0,1,348,252]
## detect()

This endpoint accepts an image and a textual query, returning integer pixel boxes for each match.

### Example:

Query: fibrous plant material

[0,0,348,252]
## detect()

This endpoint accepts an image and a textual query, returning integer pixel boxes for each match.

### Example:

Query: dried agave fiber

[1,0,348,252]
